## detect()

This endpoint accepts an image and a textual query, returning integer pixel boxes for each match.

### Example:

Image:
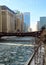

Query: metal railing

[25,40,45,65]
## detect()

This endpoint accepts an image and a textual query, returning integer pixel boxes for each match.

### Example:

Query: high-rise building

[39,17,46,30]
[0,5,16,33]
[36,21,40,31]
[15,13,24,32]
[23,12,30,32]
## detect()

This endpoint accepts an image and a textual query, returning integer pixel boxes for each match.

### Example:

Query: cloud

[0,0,10,2]
[5,0,9,2]
[0,0,10,5]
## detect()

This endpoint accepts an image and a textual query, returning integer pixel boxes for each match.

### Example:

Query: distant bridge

[0,29,46,38]
[0,30,43,38]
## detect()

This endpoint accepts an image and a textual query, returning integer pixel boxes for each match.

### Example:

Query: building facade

[23,12,30,32]
[0,6,16,33]
[36,21,40,31]
[39,17,46,30]
[15,13,24,32]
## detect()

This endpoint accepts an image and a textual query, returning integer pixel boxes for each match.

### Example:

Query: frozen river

[0,36,35,65]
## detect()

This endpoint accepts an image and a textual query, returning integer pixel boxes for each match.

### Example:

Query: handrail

[25,42,42,65]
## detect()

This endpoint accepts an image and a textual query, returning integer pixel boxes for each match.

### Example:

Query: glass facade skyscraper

[39,17,46,29]
[23,12,30,26]
[23,12,30,32]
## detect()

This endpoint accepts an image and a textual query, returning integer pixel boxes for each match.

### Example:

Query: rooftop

[0,5,16,14]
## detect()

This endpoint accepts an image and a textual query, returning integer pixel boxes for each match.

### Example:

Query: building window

[2,11,6,15]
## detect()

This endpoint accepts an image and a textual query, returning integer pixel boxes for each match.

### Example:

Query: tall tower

[23,12,30,32]
[39,17,46,30]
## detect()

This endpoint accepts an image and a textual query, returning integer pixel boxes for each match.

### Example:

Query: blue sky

[0,0,46,30]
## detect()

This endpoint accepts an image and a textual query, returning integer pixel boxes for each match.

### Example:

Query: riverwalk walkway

[44,43,46,65]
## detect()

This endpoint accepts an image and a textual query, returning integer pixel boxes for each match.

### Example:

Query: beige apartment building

[15,13,24,32]
[0,6,16,33]
[0,6,24,33]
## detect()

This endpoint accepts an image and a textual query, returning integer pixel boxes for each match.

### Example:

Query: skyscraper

[15,13,24,32]
[23,12,30,32]
[39,17,46,30]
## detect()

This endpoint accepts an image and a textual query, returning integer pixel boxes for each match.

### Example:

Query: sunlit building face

[39,17,46,29]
